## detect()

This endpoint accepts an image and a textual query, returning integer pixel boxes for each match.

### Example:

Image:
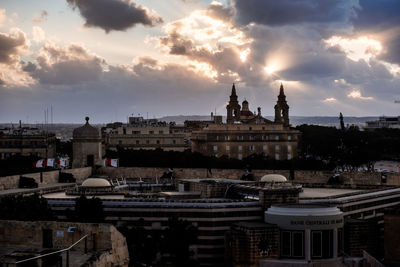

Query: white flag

[47,158,55,167]
[36,159,44,168]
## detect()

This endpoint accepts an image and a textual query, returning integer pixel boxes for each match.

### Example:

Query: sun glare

[264,66,276,74]
[239,49,250,62]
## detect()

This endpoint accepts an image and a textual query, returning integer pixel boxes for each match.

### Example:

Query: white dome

[260,174,287,182]
[81,178,111,187]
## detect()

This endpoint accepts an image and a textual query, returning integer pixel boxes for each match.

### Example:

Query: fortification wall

[97,167,400,186]
[0,167,92,190]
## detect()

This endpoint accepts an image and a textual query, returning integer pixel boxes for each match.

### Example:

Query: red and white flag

[104,158,119,167]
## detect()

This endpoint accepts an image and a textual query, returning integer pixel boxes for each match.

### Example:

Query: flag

[35,159,44,168]
[104,158,119,167]
[47,158,55,167]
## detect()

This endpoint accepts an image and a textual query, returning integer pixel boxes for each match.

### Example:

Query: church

[191,84,300,160]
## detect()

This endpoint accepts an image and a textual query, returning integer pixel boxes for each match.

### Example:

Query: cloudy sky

[1,0,400,123]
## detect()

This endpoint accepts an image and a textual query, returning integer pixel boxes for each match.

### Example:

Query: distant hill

[159,115,380,127]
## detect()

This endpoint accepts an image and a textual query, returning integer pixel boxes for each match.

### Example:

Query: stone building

[72,117,102,168]
[0,122,56,159]
[191,84,300,160]
[103,116,189,152]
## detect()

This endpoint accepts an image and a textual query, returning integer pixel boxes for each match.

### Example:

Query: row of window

[118,139,177,145]
[215,135,293,141]
[280,229,343,259]
[213,145,292,152]
[122,129,165,135]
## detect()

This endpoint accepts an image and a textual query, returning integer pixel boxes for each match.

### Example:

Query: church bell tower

[226,83,241,124]
[274,84,290,127]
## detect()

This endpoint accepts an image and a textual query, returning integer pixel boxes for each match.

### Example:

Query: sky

[0,0,400,123]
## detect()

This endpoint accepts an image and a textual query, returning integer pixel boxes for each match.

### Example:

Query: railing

[1,234,88,267]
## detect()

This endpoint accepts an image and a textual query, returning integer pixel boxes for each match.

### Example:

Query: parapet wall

[96,167,400,186]
[0,167,92,190]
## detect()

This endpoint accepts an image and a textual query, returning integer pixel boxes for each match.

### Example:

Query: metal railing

[1,234,88,267]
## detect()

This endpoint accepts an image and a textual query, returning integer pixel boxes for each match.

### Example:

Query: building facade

[103,117,189,152]
[191,84,300,160]
[0,123,56,159]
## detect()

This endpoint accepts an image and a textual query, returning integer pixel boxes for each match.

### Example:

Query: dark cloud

[233,0,357,26]
[0,29,28,64]
[352,0,400,65]
[27,44,105,84]
[33,10,48,23]
[67,0,163,32]
[206,2,233,22]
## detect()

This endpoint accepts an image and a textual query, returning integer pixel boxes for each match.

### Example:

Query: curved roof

[81,178,111,187]
[260,174,287,182]
[240,110,254,117]
[73,117,100,139]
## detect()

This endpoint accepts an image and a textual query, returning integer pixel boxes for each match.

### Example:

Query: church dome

[81,178,111,187]
[73,117,100,139]
[260,174,287,182]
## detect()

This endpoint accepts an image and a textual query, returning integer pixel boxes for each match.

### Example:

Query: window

[275,153,280,160]
[263,145,267,150]
[156,140,160,144]
[338,229,343,256]
[250,136,254,140]
[288,145,292,151]
[213,145,218,151]
[238,153,243,160]
[216,136,219,141]
[288,135,292,140]
[292,232,304,257]
[133,131,140,134]
[238,145,242,151]
[159,130,164,134]
[262,127,265,130]
[136,140,139,145]
[281,231,304,259]
[287,154,292,160]
[226,146,230,151]
[275,135,279,140]
[146,140,150,144]
[149,131,154,134]
[312,231,322,258]
[249,145,255,151]
[281,231,291,257]
[173,140,176,144]
[275,145,280,151]
[249,127,252,130]
[123,128,126,135]
[225,135,230,141]
[311,230,333,259]
[118,140,122,145]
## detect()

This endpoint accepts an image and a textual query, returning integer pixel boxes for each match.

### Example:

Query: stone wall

[0,220,129,266]
[0,167,92,191]
[259,188,300,209]
[230,222,279,267]
[97,166,400,186]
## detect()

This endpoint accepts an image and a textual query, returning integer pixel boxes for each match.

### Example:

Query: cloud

[205,1,233,22]
[32,26,45,43]
[233,0,358,26]
[351,0,400,65]
[67,0,163,33]
[323,97,337,102]
[33,10,48,23]
[0,9,6,26]
[347,89,373,100]
[0,28,29,64]
[26,43,106,84]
